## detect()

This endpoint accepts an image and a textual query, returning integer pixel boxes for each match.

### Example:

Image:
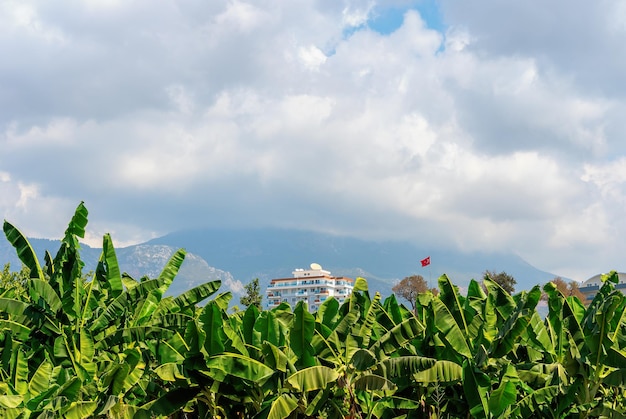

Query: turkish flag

[421,256,430,267]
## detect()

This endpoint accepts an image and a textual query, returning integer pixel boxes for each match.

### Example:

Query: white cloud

[224,277,245,294]
[214,0,272,32]
[1,0,626,282]
[298,45,327,71]
[342,1,375,27]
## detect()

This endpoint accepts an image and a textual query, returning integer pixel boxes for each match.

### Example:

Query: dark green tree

[240,277,262,310]
[483,270,516,294]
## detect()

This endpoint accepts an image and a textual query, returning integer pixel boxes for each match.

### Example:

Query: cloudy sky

[1,0,625,281]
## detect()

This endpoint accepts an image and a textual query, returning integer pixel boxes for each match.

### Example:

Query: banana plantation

[2,203,626,418]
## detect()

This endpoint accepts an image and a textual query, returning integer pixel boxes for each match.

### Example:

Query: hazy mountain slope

[147,227,562,294]
[1,227,563,304]
[0,237,239,298]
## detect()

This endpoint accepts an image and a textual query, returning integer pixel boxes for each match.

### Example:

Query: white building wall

[266,265,354,311]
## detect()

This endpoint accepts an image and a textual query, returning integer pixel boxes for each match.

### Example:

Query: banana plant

[0,203,224,418]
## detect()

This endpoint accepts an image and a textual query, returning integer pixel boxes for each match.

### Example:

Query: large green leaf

[484,278,516,320]
[0,298,29,318]
[266,394,299,419]
[526,311,555,356]
[491,306,533,358]
[287,366,339,392]
[370,317,423,355]
[223,318,248,356]
[90,278,163,333]
[28,357,53,396]
[353,374,396,392]
[159,280,221,314]
[0,320,30,340]
[487,364,518,417]
[200,302,226,356]
[462,361,490,419]
[358,292,381,347]
[253,310,281,348]
[156,248,186,295]
[135,387,200,418]
[438,274,469,340]
[351,349,377,371]
[431,298,472,360]
[382,294,404,325]
[511,385,560,418]
[62,401,98,419]
[212,291,233,311]
[64,201,88,239]
[331,303,360,338]
[317,296,339,328]
[98,233,123,298]
[12,347,28,396]
[3,220,44,281]
[291,301,316,368]
[412,360,463,384]
[154,363,186,382]
[262,342,289,373]
[0,395,22,409]
[242,303,259,345]
[205,353,275,382]
[375,356,437,379]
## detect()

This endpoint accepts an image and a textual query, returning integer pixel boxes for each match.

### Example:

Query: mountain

[1,227,563,305]
[145,227,562,297]
[0,237,237,298]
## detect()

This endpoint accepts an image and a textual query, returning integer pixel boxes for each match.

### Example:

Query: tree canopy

[483,270,516,294]
[392,274,428,312]
[0,263,28,298]
[240,277,263,310]
[548,277,587,303]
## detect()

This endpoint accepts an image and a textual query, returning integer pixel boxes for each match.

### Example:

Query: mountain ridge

[1,227,564,303]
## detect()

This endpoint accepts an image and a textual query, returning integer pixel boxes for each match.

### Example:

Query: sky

[1,0,626,282]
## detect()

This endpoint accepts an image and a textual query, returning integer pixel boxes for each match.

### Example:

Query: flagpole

[420,256,431,289]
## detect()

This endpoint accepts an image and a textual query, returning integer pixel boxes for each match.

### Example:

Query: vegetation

[1,203,626,418]
[0,263,28,298]
[483,269,516,294]
[392,274,427,312]
[548,276,587,303]
[240,277,263,310]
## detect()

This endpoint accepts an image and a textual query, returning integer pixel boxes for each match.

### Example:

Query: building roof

[582,272,626,287]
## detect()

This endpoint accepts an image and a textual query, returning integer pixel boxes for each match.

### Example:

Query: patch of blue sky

[368,0,446,35]
[332,1,446,56]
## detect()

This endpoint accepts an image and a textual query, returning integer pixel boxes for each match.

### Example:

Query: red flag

[420,256,430,267]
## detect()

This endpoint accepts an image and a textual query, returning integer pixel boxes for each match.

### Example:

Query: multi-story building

[579,272,626,301]
[265,263,354,311]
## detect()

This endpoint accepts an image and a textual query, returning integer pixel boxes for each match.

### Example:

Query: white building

[265,263,354,311]
[579,272,626,301]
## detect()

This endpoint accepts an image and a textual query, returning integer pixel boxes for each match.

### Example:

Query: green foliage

[240,277,262,310]
[484,269,517,294]
[0,263,28,298]
[2,203,626,418]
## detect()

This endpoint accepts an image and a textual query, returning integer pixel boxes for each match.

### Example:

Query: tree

[0,263,28,298]
[240,277,263,310]
[392,275,428,312]
[483,270,516,294]
[546,277,587,303]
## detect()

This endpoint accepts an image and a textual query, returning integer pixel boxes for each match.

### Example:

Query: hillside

[145,227,562,296]
[1,227,564,304]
